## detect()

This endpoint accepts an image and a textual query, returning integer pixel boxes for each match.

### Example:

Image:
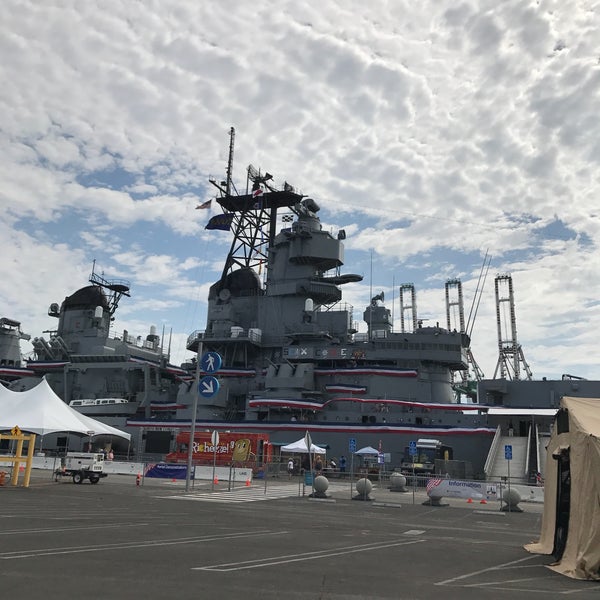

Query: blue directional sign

[349,438,356,452]
[199,376,220,398]
[200,352,222,374]
[409,440,418,456]
[504,444,513,460]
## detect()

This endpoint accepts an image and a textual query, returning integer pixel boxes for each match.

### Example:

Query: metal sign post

[185,344,202,492]
[185,349,221,492]
[349,437,356,499]
[505,444,512,513]
[211,430,219,491]
[409,440,417,505]
[305,431,314,496]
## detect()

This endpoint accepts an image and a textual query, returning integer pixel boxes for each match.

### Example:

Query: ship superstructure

[143,134,498,474]
[8,265,189,452]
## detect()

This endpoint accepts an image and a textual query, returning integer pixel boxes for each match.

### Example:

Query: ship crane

[492,273,533,380]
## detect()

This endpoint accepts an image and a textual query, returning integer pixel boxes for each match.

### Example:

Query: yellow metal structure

[0,426,37,487]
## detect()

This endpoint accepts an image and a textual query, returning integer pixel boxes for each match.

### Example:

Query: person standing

[339,455,347,473]
[287,458,294,478]
[314,455,323,476]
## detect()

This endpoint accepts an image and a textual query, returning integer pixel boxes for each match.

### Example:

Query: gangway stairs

[487,435,529,483]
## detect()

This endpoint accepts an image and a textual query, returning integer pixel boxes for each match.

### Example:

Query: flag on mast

[205,213,234,231]
[196,200,212,209]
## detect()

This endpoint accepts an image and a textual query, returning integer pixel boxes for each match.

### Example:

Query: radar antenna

[89,260,130,316]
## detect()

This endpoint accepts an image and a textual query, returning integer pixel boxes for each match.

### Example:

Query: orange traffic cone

[480,499,487,504]
[136,473,141,486]
[467,498,473,504]
[213,476,219,485]
[245,478,251,487]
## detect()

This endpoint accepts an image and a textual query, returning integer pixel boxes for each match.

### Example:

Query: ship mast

[88,260,130,316]
[208,128,303,287]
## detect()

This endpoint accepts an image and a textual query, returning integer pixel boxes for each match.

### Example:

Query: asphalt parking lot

[1,472,599,599]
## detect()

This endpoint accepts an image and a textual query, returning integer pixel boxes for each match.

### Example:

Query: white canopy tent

[354,446,379,456]
[281,437,326,454]
[0,378,131,441]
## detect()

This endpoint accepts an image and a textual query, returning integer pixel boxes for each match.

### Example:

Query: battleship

[5,130,600,478]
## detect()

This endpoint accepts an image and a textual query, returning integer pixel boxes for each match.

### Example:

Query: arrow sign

[199,376,220,398]
[504,444,513,460]
[201,352,222,374]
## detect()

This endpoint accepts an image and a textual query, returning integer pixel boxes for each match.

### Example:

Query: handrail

[483,425,502,477]
[536,424,543,476]
[525,424,531,478]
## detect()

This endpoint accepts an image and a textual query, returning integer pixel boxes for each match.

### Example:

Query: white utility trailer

[54,452,108,484]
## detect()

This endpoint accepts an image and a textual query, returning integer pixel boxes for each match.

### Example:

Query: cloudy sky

[2,0,599,381]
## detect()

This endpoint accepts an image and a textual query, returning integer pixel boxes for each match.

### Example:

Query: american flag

[426,478,443,494]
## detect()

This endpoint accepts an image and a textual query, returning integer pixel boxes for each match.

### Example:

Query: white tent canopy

[0,378,131,440]
[355,446,379,455]
[281,437,326,454]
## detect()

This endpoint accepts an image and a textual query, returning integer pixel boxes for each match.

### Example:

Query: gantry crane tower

[493,274,533,380]
[399,283,418,333]
[445,278,485,386]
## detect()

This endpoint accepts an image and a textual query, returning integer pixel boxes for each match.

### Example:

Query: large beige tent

[525,396,600,580]
[0,378,130,441]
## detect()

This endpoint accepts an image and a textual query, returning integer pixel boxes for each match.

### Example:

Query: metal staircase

[487,435,529,483]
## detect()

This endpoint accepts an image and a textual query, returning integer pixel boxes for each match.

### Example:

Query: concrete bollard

[501,488,523,512]
[389,472,408,492]
[353,477,373,501]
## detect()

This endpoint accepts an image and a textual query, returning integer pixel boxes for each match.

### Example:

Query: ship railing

[188,329,284,348]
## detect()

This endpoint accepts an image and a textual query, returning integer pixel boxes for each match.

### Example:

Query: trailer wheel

[89,474,100,484]
[72,471,84,484]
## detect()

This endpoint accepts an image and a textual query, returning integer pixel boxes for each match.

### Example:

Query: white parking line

[193,539,425,571]
[1,530,288,560]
